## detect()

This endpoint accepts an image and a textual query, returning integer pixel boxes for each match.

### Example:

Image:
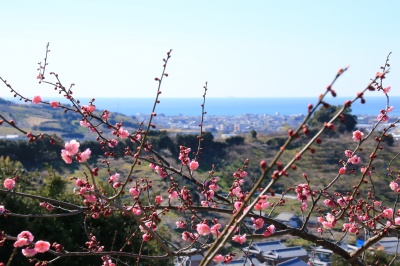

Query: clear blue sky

[1,1,399,100]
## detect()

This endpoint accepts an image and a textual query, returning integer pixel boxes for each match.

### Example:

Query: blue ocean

[5,96,400,117]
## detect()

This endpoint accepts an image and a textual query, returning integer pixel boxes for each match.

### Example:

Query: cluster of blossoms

[13,231,50,258]
[149,163,168,178]
[61,139,91,164]
[177,146,199,170]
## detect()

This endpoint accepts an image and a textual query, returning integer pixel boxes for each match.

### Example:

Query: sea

[5,96,400,117]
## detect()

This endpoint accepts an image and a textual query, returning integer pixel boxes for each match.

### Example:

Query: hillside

[0,97,139,140]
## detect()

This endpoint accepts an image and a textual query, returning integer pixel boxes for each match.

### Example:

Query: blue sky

[1,1,399,100]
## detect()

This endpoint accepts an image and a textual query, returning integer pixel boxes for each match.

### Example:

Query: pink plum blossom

[196,223,211,235]
[3,178,15,190]
[61,150,73,164]
[339,167,346,175]
[14,238,30,247]
[50,101,59,108]
[251,218,265,230]
[324,199,335,208]
[102,111,110,119]
[213,254,225,263]
[383,86,391,94]
[321,213,336,229]
[301,202,307,212]
[211,224,222,236]
[232,234,246,244]
[182,231,198,242]
[176,221,186,229]
[189,160,199,171]
[34,240,50,253]
[118,127,129,138]
[32,95,41,104]
[263,224,275,237]
[77,148,91,163]
[377,113,389,122]
[295,184,311,202]
[129,187,140,197]
[154,195,163,204]
[382,208,393,219]
[22,248,37,257]
[142,233,151,242]
[352,130,364,141]
[344,150,353,158]
[16,231,34,242]
[64,140,80,156]
[131,206,142,215]
[347,155,361,165]
[109,173,120,183]
[169,190,179,199]
[0,205,4,213]
[390,181,399,191]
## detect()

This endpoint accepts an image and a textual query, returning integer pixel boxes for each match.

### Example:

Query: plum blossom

[383,86,391,94]
[178,146,191,165]
[3,178,15,190]
[109,173,120,183]
[301,202,307,212]
[251,218,265,230]
[169,190,179,199]
[154,195,163,204]
[102,110,110,119]
[22,248,37,257]
[0,205,5,213]
[131,206,142,215]
[320,213,336,229]
[81,105,95,113]
[263,224,275,237]
[360,166,372,176]
[232,234,246,244]
[129,187,140,197]
[343,223,358,234]
[347,155,361,165]
[182,231,198,242]
[232,186,243,198]
[337,196,351,206]
[189,160,199,171]
[382,208,393,219]
[77,148,91,163]
[338,167,346,175]
[142,233,151,242]
[64,140,80,156]
[377,113,389,122]
[61,150,73,164]
[352,130,364,141]
[295,184,311,202]
[390,181,399,191]
[344,150,353,158]
[211,223,222,236]
[50,101,59,108]
[213,254,225,263]
[32,95,41,104]
[196,223,211,235]
[324,199,335,208]
[34,240,50,253]
[234,201,243,211]
[14,238,30,247]
[176,221,186,229]
[118,127,129,138]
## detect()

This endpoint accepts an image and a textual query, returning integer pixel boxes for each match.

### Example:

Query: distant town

[136,112,400,140]
[2,112,400,142]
